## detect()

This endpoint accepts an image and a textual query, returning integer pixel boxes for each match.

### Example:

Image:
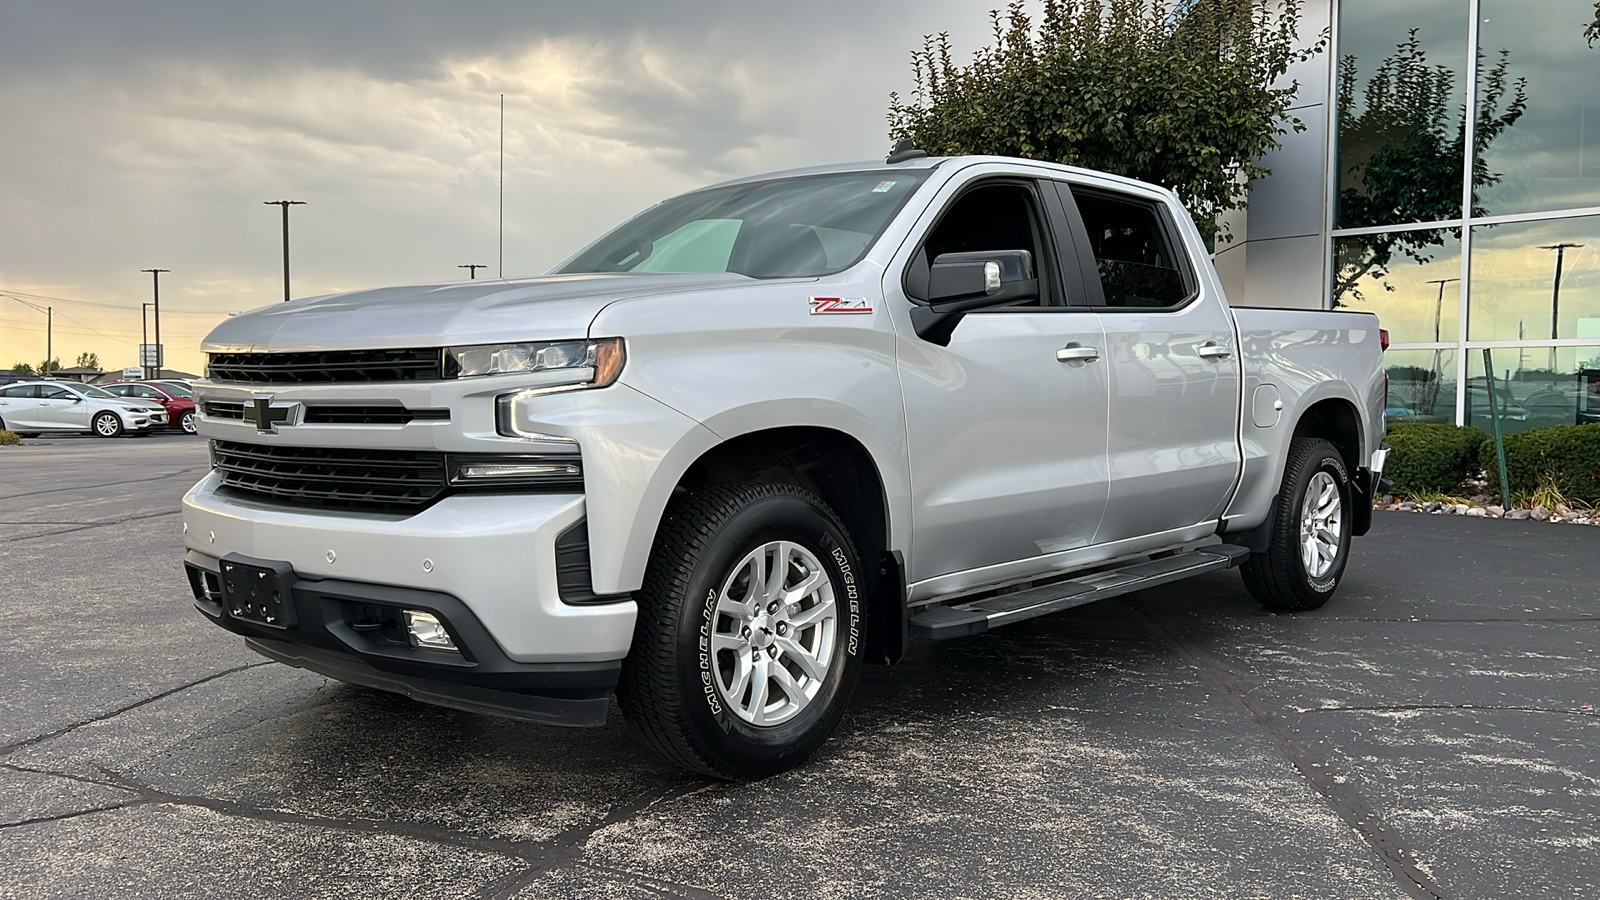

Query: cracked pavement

[1,436,1596,898]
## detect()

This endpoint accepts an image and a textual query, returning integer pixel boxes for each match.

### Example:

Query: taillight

[1379,328,1390,351]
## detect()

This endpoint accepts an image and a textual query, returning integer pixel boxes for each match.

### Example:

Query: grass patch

[0,429,20,446]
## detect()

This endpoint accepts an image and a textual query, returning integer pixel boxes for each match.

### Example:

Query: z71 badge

[809,297,873,315]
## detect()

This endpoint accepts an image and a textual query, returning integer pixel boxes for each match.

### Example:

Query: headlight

[120,406,148,413]
[445,337,625,384]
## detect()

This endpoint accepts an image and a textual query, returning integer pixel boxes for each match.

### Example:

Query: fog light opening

[405,610,459,652]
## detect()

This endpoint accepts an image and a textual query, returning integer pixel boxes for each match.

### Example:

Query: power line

[0,288,225,316]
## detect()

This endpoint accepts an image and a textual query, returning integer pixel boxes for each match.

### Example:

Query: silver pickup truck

[181,152,1388,778]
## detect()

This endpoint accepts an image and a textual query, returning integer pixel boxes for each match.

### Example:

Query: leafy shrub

[0,430,20,446]
[1384,423,1488,495]
[887,0,1324,241]
[1482,424,1600,506]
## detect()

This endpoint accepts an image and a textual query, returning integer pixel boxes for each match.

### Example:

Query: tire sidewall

[1290,447,1352,597]
[672,493,863,774]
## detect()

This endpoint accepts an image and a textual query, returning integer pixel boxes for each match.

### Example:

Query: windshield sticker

[810,297,873,315]
[872,180,896,193]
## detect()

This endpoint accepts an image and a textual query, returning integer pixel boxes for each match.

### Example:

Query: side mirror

[68,395,83,403]
[910,250,1039,345]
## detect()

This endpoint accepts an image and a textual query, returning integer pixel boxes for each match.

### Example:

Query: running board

[908,544,1250,640]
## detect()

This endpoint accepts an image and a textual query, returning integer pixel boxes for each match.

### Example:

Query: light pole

[1422,278,1459,414]
[1424,278,1460,344]
[264,200,306,302]
[458,264,488,280]
[1538,242,1582,371]
[141,302,153,378]
[140,269,169,378]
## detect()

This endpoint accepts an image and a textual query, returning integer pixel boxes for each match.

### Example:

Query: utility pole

[458,264,488,280]
[141,303,153,378]
[140,269,169,378]
[1539,242,1582,371]
[264,200,306,302]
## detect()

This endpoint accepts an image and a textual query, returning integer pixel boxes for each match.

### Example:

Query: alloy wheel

[710,540,838,727]
[1299,471,1343,579]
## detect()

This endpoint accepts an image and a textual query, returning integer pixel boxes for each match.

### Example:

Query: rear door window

[1069,189,1193,309]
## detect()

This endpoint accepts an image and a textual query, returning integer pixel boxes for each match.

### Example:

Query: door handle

[1057,345,1100,362]
[1197,342,1232,360]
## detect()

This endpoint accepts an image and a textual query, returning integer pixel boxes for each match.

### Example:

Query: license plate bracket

[219,555,299,629]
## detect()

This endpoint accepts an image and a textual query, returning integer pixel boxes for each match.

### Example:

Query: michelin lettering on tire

[698,588,724,719]
[832,545,861,656]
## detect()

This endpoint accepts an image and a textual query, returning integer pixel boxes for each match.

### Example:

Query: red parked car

[100,381,198,434]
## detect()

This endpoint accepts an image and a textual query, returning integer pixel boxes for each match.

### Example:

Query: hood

[200,272,754,353]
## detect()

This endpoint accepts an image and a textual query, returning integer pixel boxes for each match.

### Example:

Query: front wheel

[618,482,864,779]
[179,410,197,434]
[1240,437,1352,611]
[92,412,124,438]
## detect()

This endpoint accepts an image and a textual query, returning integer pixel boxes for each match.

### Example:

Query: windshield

[556,171,928,278]
[78,385,118,399]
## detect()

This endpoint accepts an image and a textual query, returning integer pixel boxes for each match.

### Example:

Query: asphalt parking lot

[2,435,1597,899]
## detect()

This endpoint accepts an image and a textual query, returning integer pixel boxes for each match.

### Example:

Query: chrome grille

[203,402,448,425]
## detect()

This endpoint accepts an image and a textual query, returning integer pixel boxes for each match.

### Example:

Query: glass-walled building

[1216,0,1600,433]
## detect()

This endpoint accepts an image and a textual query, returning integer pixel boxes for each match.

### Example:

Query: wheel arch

[1292,397,1363,473]
[672,425,906,665]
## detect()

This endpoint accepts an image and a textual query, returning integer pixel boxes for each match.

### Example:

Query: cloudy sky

[0,0,997,375]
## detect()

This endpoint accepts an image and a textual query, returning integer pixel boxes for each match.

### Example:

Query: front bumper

[182,471,636,663]
[128,411,167,431]
[183,551,618,726]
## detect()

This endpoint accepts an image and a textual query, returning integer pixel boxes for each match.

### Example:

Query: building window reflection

[1334,231,1461,344]
[1385,348,1458,424]
[1468,216,1600,343]
[1473,0,1600,217]
[1329,0,1600,427]
[1466,345,1600,434]
[1334,0,1469,230]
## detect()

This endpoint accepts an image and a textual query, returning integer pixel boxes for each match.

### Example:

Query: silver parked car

[0,381,168,437]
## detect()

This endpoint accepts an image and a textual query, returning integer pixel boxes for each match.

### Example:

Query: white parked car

[0,380,168,437]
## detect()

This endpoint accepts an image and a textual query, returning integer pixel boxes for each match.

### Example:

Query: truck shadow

[175,570,1280,834]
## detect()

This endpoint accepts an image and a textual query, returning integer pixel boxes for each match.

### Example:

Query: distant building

[1219,0,1600,432]
[52,367,104,383]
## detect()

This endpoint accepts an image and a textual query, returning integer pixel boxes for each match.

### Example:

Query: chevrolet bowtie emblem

[243,394,302,434]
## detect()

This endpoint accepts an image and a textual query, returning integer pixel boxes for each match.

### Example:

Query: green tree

[1333,33,1527,303]
[75,351,100,370]
[38,358,61,374]
[1587,1,1599,47]
[10,362,35,375]
[887,0,1325,241]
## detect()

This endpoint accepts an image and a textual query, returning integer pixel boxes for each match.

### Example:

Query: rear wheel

[92,412,124,438]
[1241,437,1351,611]
[618,482,864,779]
